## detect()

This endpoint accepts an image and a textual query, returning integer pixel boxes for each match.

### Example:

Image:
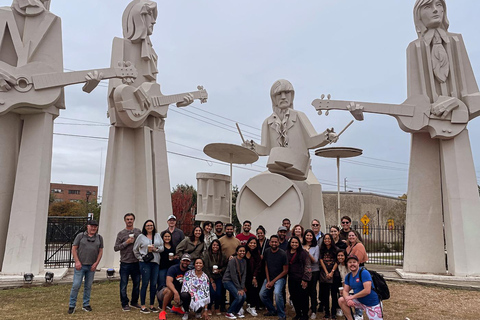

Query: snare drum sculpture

[312,0,480,276]
[237,79,338,233]
[99,0,208,268]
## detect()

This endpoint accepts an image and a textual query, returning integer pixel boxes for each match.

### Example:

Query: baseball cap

[87,219,99,226]
[167,215,177,221]
[278,226,287,232]
[346,255,359,262]
[181,254,192,261]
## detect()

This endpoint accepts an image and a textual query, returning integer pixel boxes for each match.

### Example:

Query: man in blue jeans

[68,220,104,314]
[260,235,288,320]
[114,213,142,311]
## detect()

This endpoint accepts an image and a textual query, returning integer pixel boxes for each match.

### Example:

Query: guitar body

[0,62,62,116]
[396,95,469,139]
[113,82,168,128]
[113,82,208,128]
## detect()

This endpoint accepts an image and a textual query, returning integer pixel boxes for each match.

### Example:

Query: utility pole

[377,208,380,226]
[344,177,347,192]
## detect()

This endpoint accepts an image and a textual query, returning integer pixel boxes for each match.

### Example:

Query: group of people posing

[68,214,383,320]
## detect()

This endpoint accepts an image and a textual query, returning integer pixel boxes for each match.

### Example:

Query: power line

[55,122,109,127]
[169,108,260,140]
[342,159,408,172]
[180,108,261,137]
[191,105,261,131]
[359,156,409,166]
[57,117,110,125]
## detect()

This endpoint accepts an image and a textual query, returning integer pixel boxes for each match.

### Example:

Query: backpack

[348,267,390,301]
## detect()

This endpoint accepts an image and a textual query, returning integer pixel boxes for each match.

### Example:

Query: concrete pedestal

[99,121,173,269]
[1,112,55,274]
[404,130,480,276]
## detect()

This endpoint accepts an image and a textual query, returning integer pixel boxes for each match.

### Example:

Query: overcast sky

[25,0,480,200]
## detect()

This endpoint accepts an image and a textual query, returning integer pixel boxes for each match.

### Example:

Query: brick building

[50,183,98,203]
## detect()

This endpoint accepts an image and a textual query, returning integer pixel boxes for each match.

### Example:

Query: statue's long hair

[122,0,158,42]
[413,0,449,37]
[270,79,295,113]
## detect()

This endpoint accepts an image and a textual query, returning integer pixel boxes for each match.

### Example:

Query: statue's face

[419,0,444,29]
[273,90,292,110]
[145,12,156,36]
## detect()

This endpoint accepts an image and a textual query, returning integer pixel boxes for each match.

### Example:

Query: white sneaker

[225,313,237,320]
[182,313,189,320]
[354,315,364,320]
[336,309,343,317]
[310,312,317,319]
[246,306,258,317]
[236,313,245,318]
[238,307,244,316]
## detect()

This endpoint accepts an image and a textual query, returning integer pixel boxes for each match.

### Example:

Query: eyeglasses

[341,221,350,224]
[146,225,154,227]
[311,224,319,227]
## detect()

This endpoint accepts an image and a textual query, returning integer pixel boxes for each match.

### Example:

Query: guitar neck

[312,99,415,117]
[152,91,205,107]
[32,68,118,90]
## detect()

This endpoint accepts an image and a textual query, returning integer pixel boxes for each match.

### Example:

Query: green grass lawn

[0,280,479,319]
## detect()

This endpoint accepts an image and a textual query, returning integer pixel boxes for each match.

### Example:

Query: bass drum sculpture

[237,172,304,233]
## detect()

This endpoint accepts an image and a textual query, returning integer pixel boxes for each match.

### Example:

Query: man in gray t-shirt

[114,213,142,311]
[68,220,104,314]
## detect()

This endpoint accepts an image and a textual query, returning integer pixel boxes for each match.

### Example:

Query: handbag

[143,235,155,262]
[143,252,154,263]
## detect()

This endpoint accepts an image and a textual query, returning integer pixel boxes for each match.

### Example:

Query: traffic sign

[361,214,370,225]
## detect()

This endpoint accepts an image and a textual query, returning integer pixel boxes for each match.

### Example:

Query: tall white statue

[99,0,207,269]
[0,0,110,274]
[237,79,337,233]
[313,0,480,276]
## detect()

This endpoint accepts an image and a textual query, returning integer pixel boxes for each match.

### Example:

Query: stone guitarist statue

[99,0,208,268]
[312,0,480,276]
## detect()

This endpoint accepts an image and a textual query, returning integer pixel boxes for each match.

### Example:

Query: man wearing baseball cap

[162,215,185,249]
[158,254,192,319]
[68,219,104,314]
[338,255,383,320]
[277,226,288,251]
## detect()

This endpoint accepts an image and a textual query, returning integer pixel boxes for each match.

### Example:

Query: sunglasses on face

[341,221,350,224]
[312,224,319,227]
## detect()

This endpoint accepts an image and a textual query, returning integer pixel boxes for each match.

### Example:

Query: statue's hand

[431,97,459,119]
[0,70,16,92]
[177,93,194,107]
[326,129,338,144]
[347,101,364,121]
[83,70,104,93]
[242,140,257,151]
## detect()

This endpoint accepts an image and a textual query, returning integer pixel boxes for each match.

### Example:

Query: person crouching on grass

[338,255,383,320]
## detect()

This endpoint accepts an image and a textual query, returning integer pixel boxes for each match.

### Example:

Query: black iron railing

[44,216,88,268]
[353,225,404,266]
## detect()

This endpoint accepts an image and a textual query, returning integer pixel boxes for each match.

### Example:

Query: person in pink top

[345,231,368,266]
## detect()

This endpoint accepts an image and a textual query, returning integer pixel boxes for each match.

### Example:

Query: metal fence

[352,225,405,266]
[44,216,88,268]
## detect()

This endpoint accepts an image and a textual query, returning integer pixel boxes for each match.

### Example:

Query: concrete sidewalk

[1,264,479,291]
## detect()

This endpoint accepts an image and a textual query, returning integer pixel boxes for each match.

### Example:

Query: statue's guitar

[112,82,208,128]
[311,94,469,139]
[0,61,137,115]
